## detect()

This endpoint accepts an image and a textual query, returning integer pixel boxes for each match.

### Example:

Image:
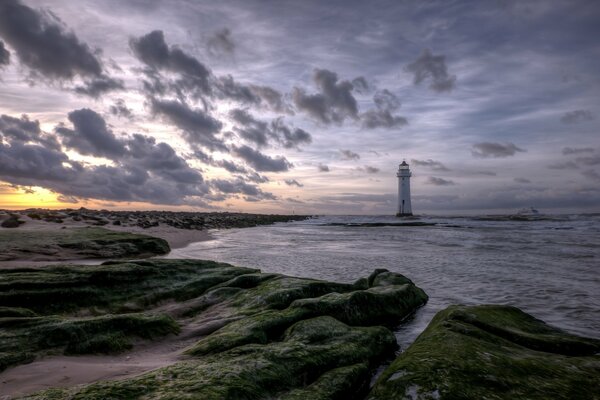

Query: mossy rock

[369,305,600,400]
[25,317,397,400]
[0,227,170,261]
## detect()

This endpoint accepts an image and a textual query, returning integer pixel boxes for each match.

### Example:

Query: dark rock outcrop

[369,304,600,400]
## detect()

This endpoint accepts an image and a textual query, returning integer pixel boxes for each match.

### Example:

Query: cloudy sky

[0,0,599,214]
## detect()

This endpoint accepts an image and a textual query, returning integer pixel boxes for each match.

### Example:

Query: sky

[0,0,599,215]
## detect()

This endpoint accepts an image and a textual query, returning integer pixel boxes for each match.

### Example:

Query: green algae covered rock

[24,317,396,400]
[369,304,600,400]
[0,227,170,261]
[4,262,428,399]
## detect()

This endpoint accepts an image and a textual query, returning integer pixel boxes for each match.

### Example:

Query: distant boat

[516,207,540,215]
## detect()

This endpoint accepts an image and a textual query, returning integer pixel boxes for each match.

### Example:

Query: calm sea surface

[166,214,600,350]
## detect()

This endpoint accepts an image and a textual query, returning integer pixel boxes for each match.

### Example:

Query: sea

[166,214,600,351]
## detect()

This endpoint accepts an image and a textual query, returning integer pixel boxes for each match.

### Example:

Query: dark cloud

[373,89,400,111]
[360,89,407,129]
[426,176,456,186]
[581,169,600,181]
[405,49,456,92]
[74,75,124,98]
[150,99,224,150]
[270,118,312,149]
[0,114,60,150]
[130,30,211,93]
[364,166,380,174]
[56,194,78,203]
[249,85,290,113]
[230,108,270,147]
[318,163,330,172]
[293,68,358,124]
[232,145,292,172]
[126,134,203,184]
[57,108,126,159]
[562,147,595,155]
[547,161,579,170]
[360,109,408,129]
[471,142,526,158]
[109,99,133,119]
[207,28,235,56]
[473,170,497,176]
[560,110,594,124]
[0,112,208,205]
[230,109,311,149]
[351,76,369,94]
[410,159,450,171]
[211,178,276,200]
[575,154,600,166]
[0,0,103,80]
[0,141,77,182]
[284,179,303,187]
[339,149,360,160]
[0,40,10,66]
[217,75,259,104]
[514,177,531,184]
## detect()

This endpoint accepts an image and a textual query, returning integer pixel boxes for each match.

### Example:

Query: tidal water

[167,214,600,350]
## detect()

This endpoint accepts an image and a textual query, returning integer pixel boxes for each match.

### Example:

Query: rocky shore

[0,209,309,230]
[0,260,427,398]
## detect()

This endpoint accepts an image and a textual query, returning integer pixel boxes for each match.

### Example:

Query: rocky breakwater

[0,260,427,399]
[370,304,600,400]
[4,208,309,230]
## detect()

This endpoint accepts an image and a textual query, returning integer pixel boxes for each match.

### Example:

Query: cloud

[109,99,133,119]
[560,110,594,124]
[351,76,369,94]
[318,163,330,172]
[270,118,312,149]
[0,0,103,80]
[360,89,407,129]
[426,176,456,185]
[471,142,526,158]
[249,85,291,113]
[130,30,211,93]
[1,112,209,205]
[514,177,531,184]
[211,178,275,200]
[150,99,224,150]
[547,161,579,170]
[57,108,127,159]
[230,108,270,147]
[232,145,292,172]
[581,169,600,181]
[339,149,360,160]
[0,114,60,150]
[74,75,124,98]
[575,154,600,166]
[230,109,312,149]
[562,147,595,155]
[410,159,450,171]
[373,89,400,111]
[364,165,380,174]
[0,40,10,66]
[284,179,304,187]
[360,109,408,129]
[216,75,259,104]
[207,28,235,56]
[405,49,456,92]
[292,68,358,124]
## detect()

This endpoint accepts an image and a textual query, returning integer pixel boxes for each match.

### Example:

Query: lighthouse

[396,160,413,217]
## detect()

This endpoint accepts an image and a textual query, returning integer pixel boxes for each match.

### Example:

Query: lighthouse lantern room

[396,160,413,217]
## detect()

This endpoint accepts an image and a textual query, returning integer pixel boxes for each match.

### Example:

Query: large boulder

[369,304,600,400]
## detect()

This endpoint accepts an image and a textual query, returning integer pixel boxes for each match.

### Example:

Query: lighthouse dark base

[396,212,413,217]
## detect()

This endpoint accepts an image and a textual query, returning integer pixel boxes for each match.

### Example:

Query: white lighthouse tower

[396,160,413,217]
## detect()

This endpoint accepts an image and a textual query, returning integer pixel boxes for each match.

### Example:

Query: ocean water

[167,214,600,350]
